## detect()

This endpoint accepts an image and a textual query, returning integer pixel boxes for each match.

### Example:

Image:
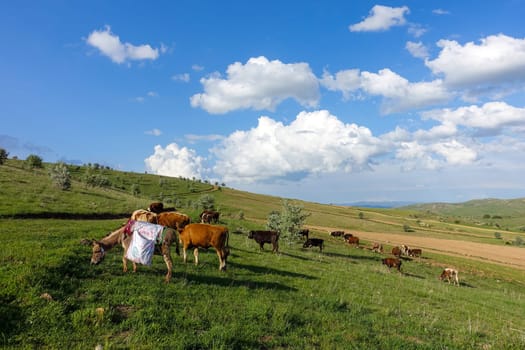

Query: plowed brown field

[308,225,525,270]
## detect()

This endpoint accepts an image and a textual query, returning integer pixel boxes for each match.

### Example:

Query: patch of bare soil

[308,225,525,270]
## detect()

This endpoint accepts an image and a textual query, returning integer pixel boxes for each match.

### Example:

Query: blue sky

[2,1,525,204]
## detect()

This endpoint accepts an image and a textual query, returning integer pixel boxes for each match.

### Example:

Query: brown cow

[179,223,230,271]
[345,236,359,246]
[439,268,459,286]
[248,230,280,252]
[391,246,402,257]
[371,242,383,253]
[382,258,402,272]
[157,211,191,232]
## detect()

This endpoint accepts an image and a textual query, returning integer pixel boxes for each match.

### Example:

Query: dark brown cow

[382,258,402,272]
[303,238,324,252]
[179,223,230,271]
[391,246,402,257]
[345,236,359,246]
[148,202,164,214]
[200,210,220,224]
[248,230,280,252]
[331,231,344,237]
[298,229,309,240]
[407,248,422,258]
[343,233,353,241]
[439,268,459,286]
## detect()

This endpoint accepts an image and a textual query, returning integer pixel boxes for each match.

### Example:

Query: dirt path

[307,225,525,270]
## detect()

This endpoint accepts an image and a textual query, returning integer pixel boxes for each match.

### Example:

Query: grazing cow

[391,246,402,257]
[303,238,324,252]
[343,233,353,241]
[331,231,344,237]
[157,211,191,232]
[407,248,422,258]
[345,236,359,246]
[371,242,383,253]
[248,230,280,252]
[200,210,220,224]
[179,223,230,271]
[131,209,157,223]
[382,258,402,272]
[439,268,459,286]
[298,229,309,240]
[148,202,164,214]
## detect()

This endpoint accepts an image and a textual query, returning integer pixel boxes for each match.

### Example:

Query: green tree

[25,154,43,168]
[49,162,71,190]
[267,200,310,238]
[0,148,8,165]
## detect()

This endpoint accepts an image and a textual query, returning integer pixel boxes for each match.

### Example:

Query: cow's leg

[216,249,226,271]
[193,248,199,265]
[182,246,188,263]
[259,242,264,251]
[132,262,137,273]
[162,244,173,283]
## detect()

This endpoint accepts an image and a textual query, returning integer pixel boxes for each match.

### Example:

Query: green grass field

[1,161,524,349]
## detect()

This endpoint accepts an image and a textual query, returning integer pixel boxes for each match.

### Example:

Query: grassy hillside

[1,161,524,349]
[404,198,525,233]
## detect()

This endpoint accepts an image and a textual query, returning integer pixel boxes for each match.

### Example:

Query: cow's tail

[224,229,230,258]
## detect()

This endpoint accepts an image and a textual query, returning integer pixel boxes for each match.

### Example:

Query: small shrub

[0,148,8,164]
[514,236,524,246]
[49,162,71,190]
[494,232,502,240]
[25,154,43,168]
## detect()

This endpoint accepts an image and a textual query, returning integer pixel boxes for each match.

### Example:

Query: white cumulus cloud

[349,5,410,32]
[425,34,525,89]
[406,41,429,59]
[145,143,206,179]
[211,110,384,183]
[321,68,451,113]
[190,56,320,114]
[87,25,160,64]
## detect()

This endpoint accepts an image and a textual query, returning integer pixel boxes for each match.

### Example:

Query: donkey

[89,222,179,283]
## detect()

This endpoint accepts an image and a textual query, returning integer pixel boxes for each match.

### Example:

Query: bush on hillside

[49,162,71,190]
[267,200,310,239]
[0,148,8,165]
[25,154,43,169]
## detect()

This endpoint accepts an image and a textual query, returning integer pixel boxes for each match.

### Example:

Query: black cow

[248,230,279,252]
[331,231,344,237]
[303,238,324,252]
[298,229,309,240]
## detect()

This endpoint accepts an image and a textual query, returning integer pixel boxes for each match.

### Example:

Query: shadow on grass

[178,271,298,292]
[229,261,316,280]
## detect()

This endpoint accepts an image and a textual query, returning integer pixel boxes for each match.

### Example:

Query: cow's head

[90,241,106,265]
[247,231,254,239]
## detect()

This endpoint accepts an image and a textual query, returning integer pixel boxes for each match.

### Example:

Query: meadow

[1,160,524,349]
